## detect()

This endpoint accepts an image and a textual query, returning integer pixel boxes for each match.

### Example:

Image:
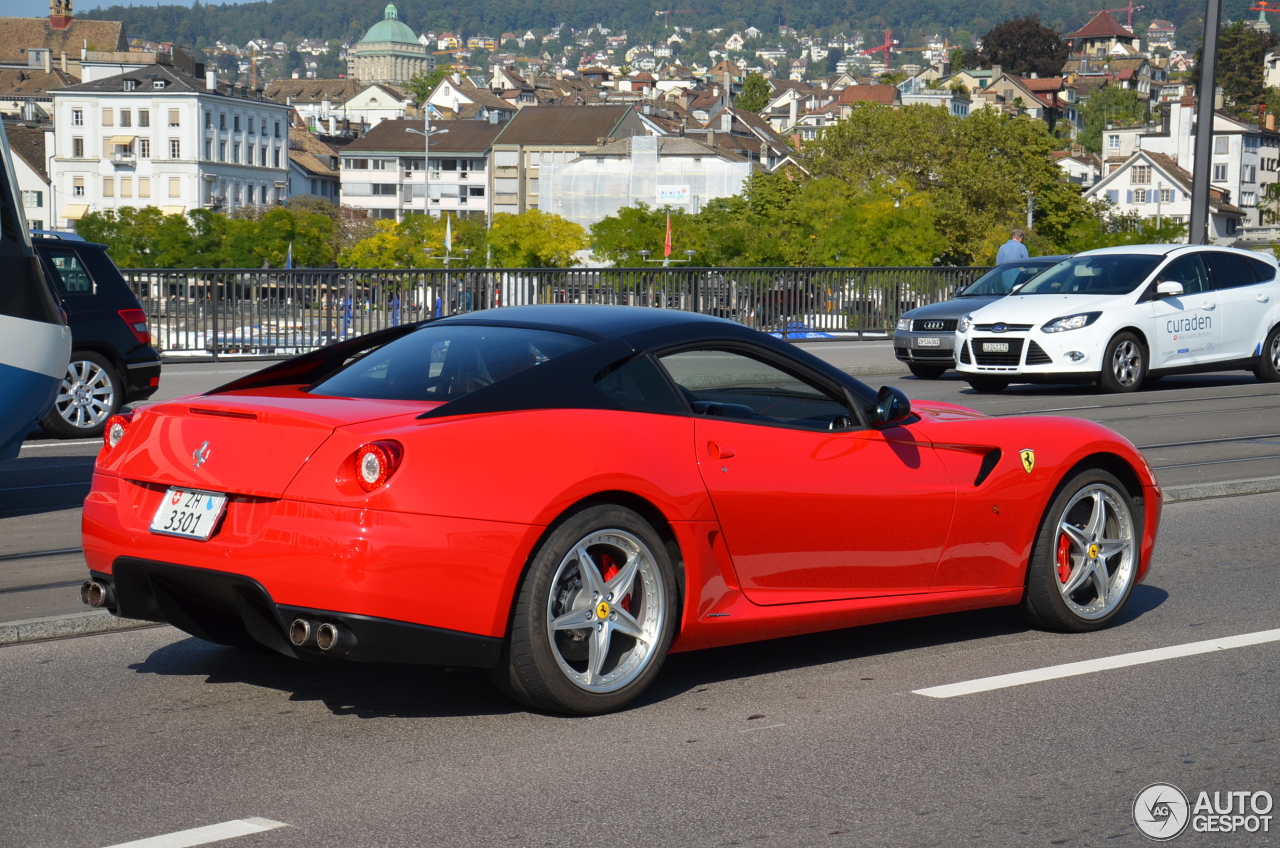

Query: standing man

[997,229,1030,263]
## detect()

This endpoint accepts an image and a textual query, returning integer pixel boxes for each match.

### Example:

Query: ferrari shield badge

[1019,449,1035,474]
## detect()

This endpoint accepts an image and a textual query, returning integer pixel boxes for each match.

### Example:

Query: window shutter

[139,177,151,198]
[103,177,114,197]
[73,177,84,188]
[169,177,181,198]
[1107,190,1119,203]
[169,109,180,126]
[1126,190,1133,203]
[102,108,113,127]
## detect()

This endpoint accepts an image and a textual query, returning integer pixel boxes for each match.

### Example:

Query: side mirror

[872,385,911,427]
[1156,280,1185,298]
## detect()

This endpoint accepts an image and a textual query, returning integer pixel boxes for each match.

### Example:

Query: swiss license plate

[150,488,228,541]
[982,342,1010,353]
[916,337,942,347]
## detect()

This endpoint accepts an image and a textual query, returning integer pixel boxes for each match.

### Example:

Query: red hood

[98,389,439,497]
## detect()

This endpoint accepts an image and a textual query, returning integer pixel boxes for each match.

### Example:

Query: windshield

[308,324,592,401]
[1017,254,1164,296]
[960,263,1055,296]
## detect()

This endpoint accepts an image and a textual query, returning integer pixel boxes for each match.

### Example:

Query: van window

[41,248,94,295]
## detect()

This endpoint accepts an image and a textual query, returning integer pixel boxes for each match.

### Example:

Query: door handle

[707,441,735,459]
[1259,294,1272,303]
[1201,302,1217,310]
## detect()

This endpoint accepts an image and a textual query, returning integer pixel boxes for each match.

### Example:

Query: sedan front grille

[974,323,1034,332]
[972,337,1025,367]
[912,318,957,332]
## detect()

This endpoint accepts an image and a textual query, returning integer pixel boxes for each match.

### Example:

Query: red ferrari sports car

[82,305,1162,714]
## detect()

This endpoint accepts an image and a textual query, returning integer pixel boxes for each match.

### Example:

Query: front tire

[489,505,679,715]
[908,363,948,380]
[1022,469,1141,632]
[1099,332,1146,393]
[1256,324,1280,382]
[40,352,122,439]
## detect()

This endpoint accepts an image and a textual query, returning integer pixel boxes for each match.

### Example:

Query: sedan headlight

[895,317,912,331]
[957,313,973,333]
[1041,312,1102,333]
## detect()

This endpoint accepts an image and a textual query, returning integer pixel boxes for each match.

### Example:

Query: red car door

[659,348,956,605]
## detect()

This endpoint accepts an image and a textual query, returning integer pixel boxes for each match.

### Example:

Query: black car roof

[435,303,737,339]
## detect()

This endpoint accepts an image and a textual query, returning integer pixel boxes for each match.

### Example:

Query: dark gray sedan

[893,258,1066,378]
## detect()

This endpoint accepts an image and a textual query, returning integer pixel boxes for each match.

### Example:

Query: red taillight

[118,308,151,345]
[104,412,134,450]
[352,441,403,492]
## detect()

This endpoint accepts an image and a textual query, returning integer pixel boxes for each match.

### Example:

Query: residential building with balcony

[338,118,503,221]
[50,50,291,227]
[488,105,651,215]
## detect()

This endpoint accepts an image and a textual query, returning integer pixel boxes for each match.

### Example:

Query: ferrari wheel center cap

[1088,543,1100,559]
[596,600,611,619]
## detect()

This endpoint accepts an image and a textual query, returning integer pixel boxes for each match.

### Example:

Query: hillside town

[5,0,1280,256]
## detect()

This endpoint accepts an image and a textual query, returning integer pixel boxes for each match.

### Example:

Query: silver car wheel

[1111,340,1142,387]
[546,529,666,694]
[1270,332,1280,372]
[55,358,116,431]
[1052,483,1136,620]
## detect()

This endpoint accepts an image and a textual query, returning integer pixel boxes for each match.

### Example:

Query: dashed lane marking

[914,628,1280,699]
[97,818,287,848]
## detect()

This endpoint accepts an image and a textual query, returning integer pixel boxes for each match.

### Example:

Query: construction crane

[654,8,710,27]
[858,29,898,67]
[1089,1,1146,29]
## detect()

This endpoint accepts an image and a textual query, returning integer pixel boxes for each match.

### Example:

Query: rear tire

[908,363,948,379]
[1256,325,1280,383]
[40,351,122,439]
[488,505,679,715]
[1098,332,1146,393]
[1022,468,1141,632]
[966,377,1008,393]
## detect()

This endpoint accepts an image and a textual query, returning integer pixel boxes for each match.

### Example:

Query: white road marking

[98,818,287,848]
[914,628,1280,698]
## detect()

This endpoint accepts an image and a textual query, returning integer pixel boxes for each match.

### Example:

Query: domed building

[347,4,432,85]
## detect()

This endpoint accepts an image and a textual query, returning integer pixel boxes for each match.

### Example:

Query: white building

[1094,96,1280,228]
[50,51,291,227]
[339,118,503,222]
[541,135,756,228]
[6,122,54,230]
[1085,150,1245,242]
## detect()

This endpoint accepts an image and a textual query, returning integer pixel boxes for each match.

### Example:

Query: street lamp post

[405,109,448,219]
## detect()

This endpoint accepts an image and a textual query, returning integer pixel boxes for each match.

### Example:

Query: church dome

[358,4,419,45]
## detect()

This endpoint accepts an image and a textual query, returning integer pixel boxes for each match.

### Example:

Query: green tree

[75,207,197,268]
[1195,20,1279,114]
[736,72,771,112]
[1078,85,1148,153]
[964,15,1067,78]
[489,209,587,267]
[338,213,487,268]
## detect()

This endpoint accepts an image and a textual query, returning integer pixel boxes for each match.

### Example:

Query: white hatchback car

[954,245,1280,393]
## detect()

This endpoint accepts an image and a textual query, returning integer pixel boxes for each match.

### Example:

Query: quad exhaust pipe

[289,617,357,656]
[80,580,114,609]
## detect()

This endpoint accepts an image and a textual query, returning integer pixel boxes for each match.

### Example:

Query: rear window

[308,324,592,401]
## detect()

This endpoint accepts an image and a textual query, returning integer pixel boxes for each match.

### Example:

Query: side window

[658,348,853,431]
[1155,255,1208,295]
[1204,252,1262,290]
[593,355,685,415]
[1248,257,1277,283]
[41,248,94,295]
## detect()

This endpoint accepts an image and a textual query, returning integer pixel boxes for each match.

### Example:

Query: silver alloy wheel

[55,359,116,431]
[1111,340,1142,387]
[1271,333,1280,372]
[546,528,665,694]
[1053,483,1135,620]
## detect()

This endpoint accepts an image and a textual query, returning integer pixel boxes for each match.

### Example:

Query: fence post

[209,274,219,362]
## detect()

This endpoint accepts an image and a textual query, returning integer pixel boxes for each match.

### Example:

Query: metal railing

[121,266,990,358]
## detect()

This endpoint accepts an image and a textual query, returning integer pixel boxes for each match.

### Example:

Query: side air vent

[959,341,972,365]
[974,448,1002,486]
[1026,341,1052,365]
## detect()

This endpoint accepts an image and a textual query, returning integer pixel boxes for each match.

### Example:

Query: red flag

[663,213,672,258]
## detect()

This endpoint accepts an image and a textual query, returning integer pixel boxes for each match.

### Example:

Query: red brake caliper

[599,553,631,612]
[1056,533,1073,584]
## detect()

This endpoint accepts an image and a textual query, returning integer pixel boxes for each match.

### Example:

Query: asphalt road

[1,490,1276,847]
